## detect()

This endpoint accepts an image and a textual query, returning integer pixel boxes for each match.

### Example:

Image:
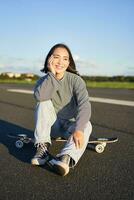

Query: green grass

[85,81,134,89]
[0,79,134,89]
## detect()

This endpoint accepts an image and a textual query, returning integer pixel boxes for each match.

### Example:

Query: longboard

[54,137,118,153]
[7,134,118,153]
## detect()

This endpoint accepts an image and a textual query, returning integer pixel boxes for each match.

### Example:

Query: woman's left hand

[73,130,84,149]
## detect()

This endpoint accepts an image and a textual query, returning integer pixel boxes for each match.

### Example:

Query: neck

[55,72,65,80]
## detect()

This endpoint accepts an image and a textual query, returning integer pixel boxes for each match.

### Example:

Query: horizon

[0,0,134,76]
[1,71,134,78]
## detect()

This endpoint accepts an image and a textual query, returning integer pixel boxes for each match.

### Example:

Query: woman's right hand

[47,55,56,75]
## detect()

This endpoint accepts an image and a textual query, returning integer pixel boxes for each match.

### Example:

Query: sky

[0,0,134,76]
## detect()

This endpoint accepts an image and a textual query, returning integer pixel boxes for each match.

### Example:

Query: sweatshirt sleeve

[34,72,60,101]
[73,77,91,132]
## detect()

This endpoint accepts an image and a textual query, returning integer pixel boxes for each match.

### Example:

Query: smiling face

[51,47,70,77]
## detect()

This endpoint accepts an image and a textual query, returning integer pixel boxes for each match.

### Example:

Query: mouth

[55,65,64,69]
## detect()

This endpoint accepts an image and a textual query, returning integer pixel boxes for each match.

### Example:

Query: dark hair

[41,43,79,75]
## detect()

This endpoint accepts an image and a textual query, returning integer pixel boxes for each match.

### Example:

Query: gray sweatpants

[34,100,92,167]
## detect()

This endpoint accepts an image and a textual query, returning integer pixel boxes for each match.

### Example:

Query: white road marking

[90,97,134,107]
[7,89,134,107]
[7,89,33,94]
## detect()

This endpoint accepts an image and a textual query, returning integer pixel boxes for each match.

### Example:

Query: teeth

[56,66,62,69]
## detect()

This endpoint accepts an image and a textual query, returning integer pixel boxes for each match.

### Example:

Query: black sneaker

[31,143,50,165]
[48,154,70,176]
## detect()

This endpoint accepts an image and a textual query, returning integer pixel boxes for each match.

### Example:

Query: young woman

[31,43,92,176]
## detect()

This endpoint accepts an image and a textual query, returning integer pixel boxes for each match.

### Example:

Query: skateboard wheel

[15,140,24,148]
[95,144,105,153]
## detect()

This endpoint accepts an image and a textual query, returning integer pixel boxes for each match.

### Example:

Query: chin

[56,70,64,74]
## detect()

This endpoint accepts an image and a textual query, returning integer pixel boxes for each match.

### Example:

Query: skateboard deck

[7,134,118,153]
[54,137,118,153]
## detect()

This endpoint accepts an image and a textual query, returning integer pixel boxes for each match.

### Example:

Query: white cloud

[73,54,103,75]
[73,54,80,61]
[123,66,134,76]
[73,55,134,76]
[1,54,132,76]
[0,55,43,74]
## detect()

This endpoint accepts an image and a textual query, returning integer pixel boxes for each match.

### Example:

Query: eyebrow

[53,54,69,58]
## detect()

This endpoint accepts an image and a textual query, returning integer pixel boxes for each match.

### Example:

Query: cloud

[1,54,101,75]
[123,66,134,76]
[77,59,100,68]
[2,54,130,76]
[73,55,134,76]
[73,54,100,68]
[0,55,43,74]
[73,54,80,61]
[73,54,103,75]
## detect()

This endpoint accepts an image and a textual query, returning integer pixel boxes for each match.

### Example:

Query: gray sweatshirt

[34,71,91,132]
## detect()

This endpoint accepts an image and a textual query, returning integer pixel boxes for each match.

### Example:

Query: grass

[0,79,134,89]
[85,81,134,89]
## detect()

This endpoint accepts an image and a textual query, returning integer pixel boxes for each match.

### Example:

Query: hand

[73,130,84,149]
[47,55,56,75]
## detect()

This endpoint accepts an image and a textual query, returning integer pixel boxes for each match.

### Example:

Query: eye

[64,58,69,61]
[53,56,59,59]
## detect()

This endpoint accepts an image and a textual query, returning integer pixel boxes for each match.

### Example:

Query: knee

[84,121,92,138]
[35,100,56,124]
[87,121,92,133]
[37,100,53,109]
[36,100,56,114]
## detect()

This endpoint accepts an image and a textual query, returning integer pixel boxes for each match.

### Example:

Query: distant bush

[0,74,9,79]
[82,76,134,82]
[0,73,134,82]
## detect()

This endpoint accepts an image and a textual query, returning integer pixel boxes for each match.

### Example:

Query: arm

[74,77,91,132]
[34,55,60,101]
[72,77,91,148]
[34,72,60,101]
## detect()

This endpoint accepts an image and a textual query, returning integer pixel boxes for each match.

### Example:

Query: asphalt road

[0,84,134,200]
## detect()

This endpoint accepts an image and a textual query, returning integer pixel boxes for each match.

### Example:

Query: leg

[48,121,92,176]
[32,100,57,165]
[57,121,92,167]
[50,119,65,139]
[34,100,57,145]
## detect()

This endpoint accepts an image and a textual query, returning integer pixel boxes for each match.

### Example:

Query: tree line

[0,73,134,82]
[82,76,134,82]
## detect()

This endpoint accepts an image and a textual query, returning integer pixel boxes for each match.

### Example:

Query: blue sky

[0,0,134,76]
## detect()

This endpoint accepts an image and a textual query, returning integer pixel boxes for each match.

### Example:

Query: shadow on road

[0,119,65,175]
[0,119,36,163]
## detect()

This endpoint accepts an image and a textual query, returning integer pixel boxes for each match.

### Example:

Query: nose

[58,57,63,65]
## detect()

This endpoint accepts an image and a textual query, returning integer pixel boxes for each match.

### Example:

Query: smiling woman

[47,48,70,80]
[31,43,92,176]
[41,43,79,76]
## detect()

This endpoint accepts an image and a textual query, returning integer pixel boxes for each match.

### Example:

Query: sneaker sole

[49,159,69,176]
[31,158,48,166]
